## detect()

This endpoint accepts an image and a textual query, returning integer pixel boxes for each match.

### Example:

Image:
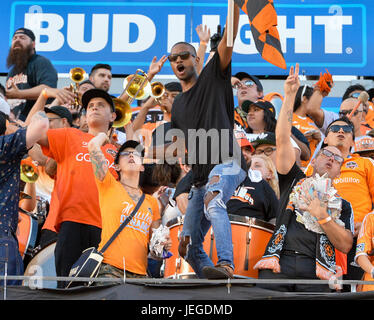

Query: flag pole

[227,0,234,47]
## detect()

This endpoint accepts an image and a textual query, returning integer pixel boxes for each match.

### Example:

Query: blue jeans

[0,231,24,286]
[181,161,246,278]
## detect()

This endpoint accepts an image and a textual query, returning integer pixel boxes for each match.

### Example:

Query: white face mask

[0,96,10,116]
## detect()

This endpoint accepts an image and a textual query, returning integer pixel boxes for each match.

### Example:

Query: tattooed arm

[276,64,300,175]
[88,132,109,182]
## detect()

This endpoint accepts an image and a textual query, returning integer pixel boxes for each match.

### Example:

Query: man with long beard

[5,27,58,121]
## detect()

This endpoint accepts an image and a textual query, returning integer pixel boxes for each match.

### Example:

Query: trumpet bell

[151,82,165,99]
[20,158,39,183]
[112,98,132,128]
[69,67,86,83]
[123,71,151,100]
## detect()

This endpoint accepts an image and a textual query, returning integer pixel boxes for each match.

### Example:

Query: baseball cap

[354,137,374,154]
[251,132,276,148]
[234,130,254,151]
[13,27,35,42]
[242,99,276,118]
[233,72,263,92]
[165,82,182,92]
[115,140,145,164]
[44,106,73,126]
[81,88,115,112]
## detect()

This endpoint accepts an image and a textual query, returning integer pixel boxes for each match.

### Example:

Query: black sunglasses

[327,124,353,134]
[338,109,361,117]
[254,147,276,156]
[320,149,344,164]
[168,51,195,62]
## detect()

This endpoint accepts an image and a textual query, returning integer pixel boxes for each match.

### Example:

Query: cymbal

[20,192,32,200]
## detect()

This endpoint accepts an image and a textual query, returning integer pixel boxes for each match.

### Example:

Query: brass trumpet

[112,98,132,128]
[20,158,39,183]
[150,81,165,99]
[69,67,87,108]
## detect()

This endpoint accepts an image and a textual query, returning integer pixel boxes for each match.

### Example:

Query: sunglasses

[167,51,195,62]
[320,148,344,164]
[349,92,361,99]
[254,147,276,156]
[120,151,142,158]
[327,124,353,134]
[338,109,362,117]
[233,80,255,90]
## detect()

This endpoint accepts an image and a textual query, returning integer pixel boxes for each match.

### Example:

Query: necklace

[121,181,140,190]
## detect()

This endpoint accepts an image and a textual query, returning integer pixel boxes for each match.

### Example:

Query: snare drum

[17,211,39,259]
[163,214,274,279]
[23,241,57,289]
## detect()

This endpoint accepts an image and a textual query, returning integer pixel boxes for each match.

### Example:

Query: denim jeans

[181,161,246,278]
[0,231,24,286]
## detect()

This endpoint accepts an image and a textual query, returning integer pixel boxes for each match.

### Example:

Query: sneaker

[202,264,234,279]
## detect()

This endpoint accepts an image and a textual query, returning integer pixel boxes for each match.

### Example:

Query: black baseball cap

[251,132,276,148]
[44,106,73,126]
[242,99,276,118]
[234,72,263,92]
[81,88,115,112]
[165,82,182,92]
[115,140,145,164]
[13,27,35,42]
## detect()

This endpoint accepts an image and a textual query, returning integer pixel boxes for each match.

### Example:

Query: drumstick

[226,0,234,47]
[348,91,369,119]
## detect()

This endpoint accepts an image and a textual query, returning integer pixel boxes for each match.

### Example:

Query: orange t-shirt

[41,127,117,231]
[355,212,374,291]
[305,153,374,223]
[96,172,160,275]
[292,114,320,169]
[42,186,59,233]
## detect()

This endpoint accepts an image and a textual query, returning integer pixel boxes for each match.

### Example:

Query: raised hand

[148,55,168,79]
[196,24,211,44]
[284,63,300,96]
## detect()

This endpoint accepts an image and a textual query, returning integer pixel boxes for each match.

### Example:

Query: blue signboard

[0,0,372,76]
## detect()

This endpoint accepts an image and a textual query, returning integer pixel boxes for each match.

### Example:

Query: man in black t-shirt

[255,64,354,292]
[169,4,247,279]
[5,28,58,121]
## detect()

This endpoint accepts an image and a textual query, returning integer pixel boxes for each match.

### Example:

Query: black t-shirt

[277,162,353,258]
[151,121,173,146]
[226,176,278,222]
[6,53,57,121]
[171,52,246,186]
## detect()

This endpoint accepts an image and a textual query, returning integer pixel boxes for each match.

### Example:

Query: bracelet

[317,216,332,225]
[200,41,208,46]
[42,88,48,99]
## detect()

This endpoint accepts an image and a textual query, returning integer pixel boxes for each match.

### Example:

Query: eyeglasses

[320,148,344,164]
[167,51,195,62]
[233,80,255,90]
[120,151,142,158]
[349,92,361,98]
[338,109,362,117]
[254,147,276,156]
[327,124,354,134]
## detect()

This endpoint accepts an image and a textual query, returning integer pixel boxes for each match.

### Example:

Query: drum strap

[100,193,145,254]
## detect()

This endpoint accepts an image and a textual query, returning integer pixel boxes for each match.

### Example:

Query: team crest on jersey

[356,243,365,254]
[106,148,117,157]
[345,161,358,169]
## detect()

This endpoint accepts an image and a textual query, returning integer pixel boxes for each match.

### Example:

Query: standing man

[37,88,118,287]
[5,28,58,121]
[0,110,49,285]
[169,3,247,279]
[89,64,112,92]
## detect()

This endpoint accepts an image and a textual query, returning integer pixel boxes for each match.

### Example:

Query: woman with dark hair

[292,85,322,169]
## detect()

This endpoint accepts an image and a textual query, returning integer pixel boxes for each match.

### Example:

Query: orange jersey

[305,153,374,223]
[96,172,160,275]
[365,102,374,130]
[41,128,117,231]
[292,114,320,169]
[41,186,59,233]
[355,212,374,291]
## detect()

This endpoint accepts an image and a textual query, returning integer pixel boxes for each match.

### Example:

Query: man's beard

[6,43,34,74]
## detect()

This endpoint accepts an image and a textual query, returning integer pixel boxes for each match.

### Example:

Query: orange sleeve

[148,195,161,221]
[41,128,68,162]
[364,158,374,206]
[356,213,374,259]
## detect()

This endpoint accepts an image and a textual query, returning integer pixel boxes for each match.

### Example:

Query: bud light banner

[0,0,371,76]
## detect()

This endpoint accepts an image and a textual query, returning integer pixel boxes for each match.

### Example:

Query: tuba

[20,158,39,183]
[69,67,87,108]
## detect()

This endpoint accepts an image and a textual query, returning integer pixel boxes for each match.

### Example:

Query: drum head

[23,242,57,289]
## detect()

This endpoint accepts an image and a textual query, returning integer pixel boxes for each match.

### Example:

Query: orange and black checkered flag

[234,0,286,69]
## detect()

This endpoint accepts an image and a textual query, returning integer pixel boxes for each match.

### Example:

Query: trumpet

[20,158,39,183]
[112,97,132,128]
[150,81,165,99]
[69,67,87,108]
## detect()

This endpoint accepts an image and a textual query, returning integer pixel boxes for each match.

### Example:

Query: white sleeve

[321,110,339,134]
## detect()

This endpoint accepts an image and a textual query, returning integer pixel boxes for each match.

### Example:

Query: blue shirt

[0,128,27,232]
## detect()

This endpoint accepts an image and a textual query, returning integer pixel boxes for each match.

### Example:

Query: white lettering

[278,16,312,53]
[167,14,185,52]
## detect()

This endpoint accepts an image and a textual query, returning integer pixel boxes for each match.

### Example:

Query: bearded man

[5,27,58,121]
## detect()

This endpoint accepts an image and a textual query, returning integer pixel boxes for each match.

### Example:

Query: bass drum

[163,214,275,279]
[17,210,39,259]
[23,241,57,289]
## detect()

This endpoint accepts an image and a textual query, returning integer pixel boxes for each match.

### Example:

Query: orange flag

[234,0,286,69]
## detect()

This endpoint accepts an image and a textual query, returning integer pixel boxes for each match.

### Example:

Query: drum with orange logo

[163,214,274,279]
